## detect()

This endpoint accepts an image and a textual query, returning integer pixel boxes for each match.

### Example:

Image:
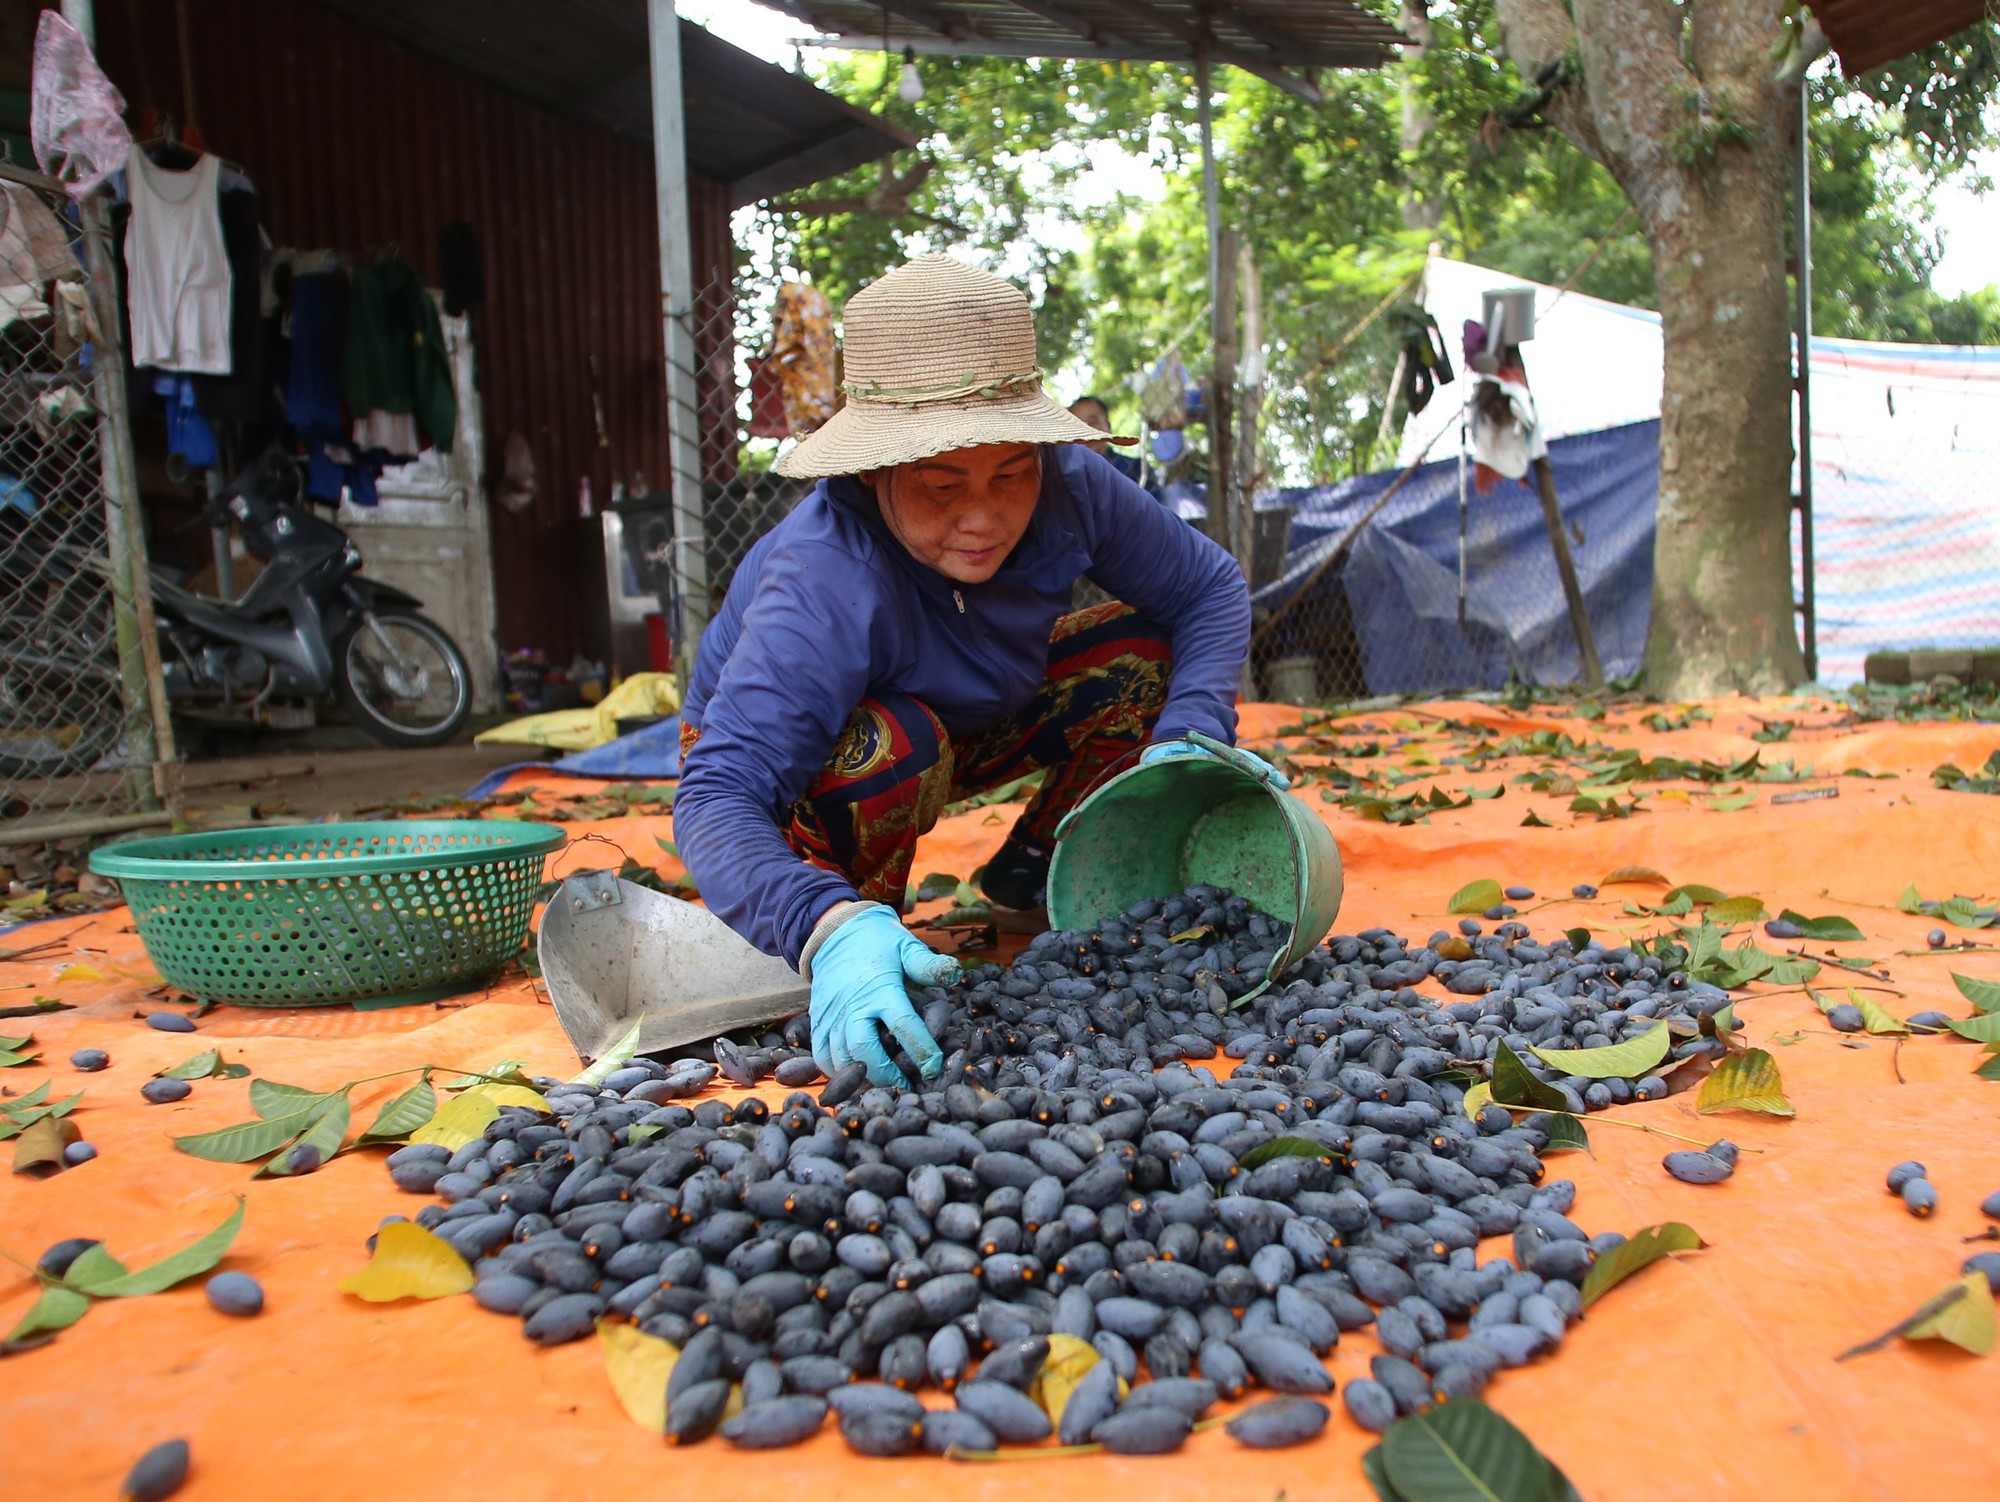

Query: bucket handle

[1054,730,1281,843]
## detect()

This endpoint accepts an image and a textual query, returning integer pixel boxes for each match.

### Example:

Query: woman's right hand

[807,904,957,1087]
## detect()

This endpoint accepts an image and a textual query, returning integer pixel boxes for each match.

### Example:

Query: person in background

[673,255,1282,1088]
[1069,394,1147,485]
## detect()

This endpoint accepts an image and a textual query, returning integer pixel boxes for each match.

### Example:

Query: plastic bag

[30,11,133,198]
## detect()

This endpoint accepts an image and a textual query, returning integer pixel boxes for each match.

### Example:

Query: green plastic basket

[89,820,567,1007]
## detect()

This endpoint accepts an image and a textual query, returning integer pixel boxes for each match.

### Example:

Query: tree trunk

[1398,2,1442,231]
[1494,0,1806,697]
[1641,131,1805,695]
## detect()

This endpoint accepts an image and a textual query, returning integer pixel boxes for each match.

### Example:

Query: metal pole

[646,0,710,690]
[1195,57,1237,581]
[1794,77,1818,681]
[64,0,175,812]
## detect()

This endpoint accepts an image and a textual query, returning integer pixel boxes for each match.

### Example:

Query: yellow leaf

[462,1082,552,1114]
[405,1082,548,1149]
[53,963,103,983]
[1843,987,1908,1035]
[1031,1333,1100,1426]
[1906,1273,1997,1355]
[404,1091,499,1149]
[1656,788,1691,804]
[1461,1081,1494,1117]
[1708,896,1767,925]
[338,1221,474,1302]
[1405,747,1436,766]
[598,1318,678,1430]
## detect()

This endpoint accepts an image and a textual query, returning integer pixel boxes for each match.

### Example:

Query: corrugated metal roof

[1808,0,1986,74]
[753,0,1407,70]
[307,2,914,205]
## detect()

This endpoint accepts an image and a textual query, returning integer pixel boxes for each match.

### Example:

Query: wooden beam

[1005,0,1148,49]
[869,0,983,43]
[1089,0,1323,101]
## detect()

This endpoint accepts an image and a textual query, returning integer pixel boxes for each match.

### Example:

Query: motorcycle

[0,450,473,775]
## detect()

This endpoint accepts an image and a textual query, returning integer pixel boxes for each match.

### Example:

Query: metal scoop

[537,869,809,1064]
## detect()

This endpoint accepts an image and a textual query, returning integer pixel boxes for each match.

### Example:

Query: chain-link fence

[0,172,170,836]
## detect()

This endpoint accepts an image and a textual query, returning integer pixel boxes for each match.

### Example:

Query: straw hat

[775,254,1134,479]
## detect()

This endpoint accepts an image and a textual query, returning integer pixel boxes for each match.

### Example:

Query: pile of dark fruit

[373,886,1737,1454]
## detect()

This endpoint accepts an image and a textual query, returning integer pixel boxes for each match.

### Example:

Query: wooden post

[1236,237,1263,580]
[1195,58,1240,580]
[1530,456,1605,690]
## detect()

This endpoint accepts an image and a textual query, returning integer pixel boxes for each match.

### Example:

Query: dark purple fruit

[920,1408,996,1455]
[1662,1150,1733,1185]
[840,1408,924,1456]
[1901,1178,1938,1218]
[1226,1395,1330,1448]
[204,1272,264,1316]
[953,1379,1051,1443]
[720,1395,828,1448]
[1927,929,1948,949]
[666,1378,732,1444]
[37,1236,101,1278]
[140,1078,190,1104]
[1885,1161,1927,1193]
[1571,884,1597,899]
[1343,1378,1398,1433]
[121,1439,190,1501]
[69,1048,109,1071]
[145,1013,196,1033]
[62,1142,97,1167]
[1093,1404,1191,1454]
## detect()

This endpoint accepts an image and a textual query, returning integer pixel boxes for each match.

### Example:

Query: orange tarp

[5,696,2000,1499]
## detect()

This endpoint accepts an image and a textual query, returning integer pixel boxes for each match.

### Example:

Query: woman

[675,254,1280,1088]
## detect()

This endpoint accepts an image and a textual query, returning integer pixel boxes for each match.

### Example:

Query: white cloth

[123,148,232,374]
[1470,375,1547,481]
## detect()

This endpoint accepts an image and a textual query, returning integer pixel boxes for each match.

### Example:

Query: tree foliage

[739,4,2000,486]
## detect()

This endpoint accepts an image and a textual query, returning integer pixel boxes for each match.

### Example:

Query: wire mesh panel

[0,182,145,827]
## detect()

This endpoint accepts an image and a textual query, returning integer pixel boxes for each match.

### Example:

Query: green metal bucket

[1046,731,1344,1002]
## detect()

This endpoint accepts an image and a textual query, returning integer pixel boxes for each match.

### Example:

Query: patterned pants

[681,602,1172,906]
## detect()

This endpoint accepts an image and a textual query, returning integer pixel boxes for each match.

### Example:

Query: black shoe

[980,835,1052,910]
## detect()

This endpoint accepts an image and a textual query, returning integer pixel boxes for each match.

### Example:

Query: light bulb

[898,47,924,103]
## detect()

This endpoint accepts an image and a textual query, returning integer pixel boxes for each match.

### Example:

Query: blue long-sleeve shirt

[675,444,1250,964]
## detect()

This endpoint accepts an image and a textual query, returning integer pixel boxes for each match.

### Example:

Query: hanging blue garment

[153,374,218,468]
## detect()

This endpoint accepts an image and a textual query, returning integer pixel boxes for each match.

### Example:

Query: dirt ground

[173,740,521,822]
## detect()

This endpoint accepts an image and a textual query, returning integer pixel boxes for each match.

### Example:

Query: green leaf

[572,1018,644,1086]
[1976,1052,2000,1080]
[67,1198,245,1297]
[3,1079,53,1115]
[260,1094,351,1177]
[912,871,963,902]
[1381,1398,1583,1502]
[1236,1135,1338,1170]
[3,1284,90,1347]
[1813,986,1907,1035]
[1707,896,1766,925]
[60,1243,128,1288]
[1952,973,2000,1013]
[624,1122,664,1143]
[250,1079,340,1119]
[1696,1048,1794,1115]
[0,1047,39,1068]
[1944,1011,2000,1045]
[1361,1442,1405,1502]
[1563,927,1591,952]
[1579,1222,1706,1309]
[1703,792,1757,812]
[1529,1020,1672,1079]
[1490,1043,1571,1112]
[156,1048,222,1080]
[173,1103,331,1163]
[1520,811,1554,828]
[1447,879,1503,915]
[1941,896,1995,930]
[1841,1273,1998,1359]
[1898,884,1925,914]
[358,1079,438,1144]
[1539,1112,1590,1154]
[1778,909,1865,942]
[1665,884,1727,906]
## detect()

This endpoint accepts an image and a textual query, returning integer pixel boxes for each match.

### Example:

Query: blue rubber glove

[1141,736,1290,790]
[808,904,958,1087]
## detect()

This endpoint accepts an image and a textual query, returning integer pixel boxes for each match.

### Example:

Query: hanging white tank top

[123,147,232,373]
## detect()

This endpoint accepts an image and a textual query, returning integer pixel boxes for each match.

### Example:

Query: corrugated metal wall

[97,0,734,662]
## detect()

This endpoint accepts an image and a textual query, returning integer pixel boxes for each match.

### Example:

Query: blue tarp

[465,715,683,798]
[1177,421,1660,696]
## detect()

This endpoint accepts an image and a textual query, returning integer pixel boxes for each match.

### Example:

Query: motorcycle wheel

[331,610,473,749]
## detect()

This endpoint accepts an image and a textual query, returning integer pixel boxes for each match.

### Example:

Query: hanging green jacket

[342,256,457,453]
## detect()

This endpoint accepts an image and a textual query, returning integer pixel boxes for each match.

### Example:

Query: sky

[682,0,1998,300]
